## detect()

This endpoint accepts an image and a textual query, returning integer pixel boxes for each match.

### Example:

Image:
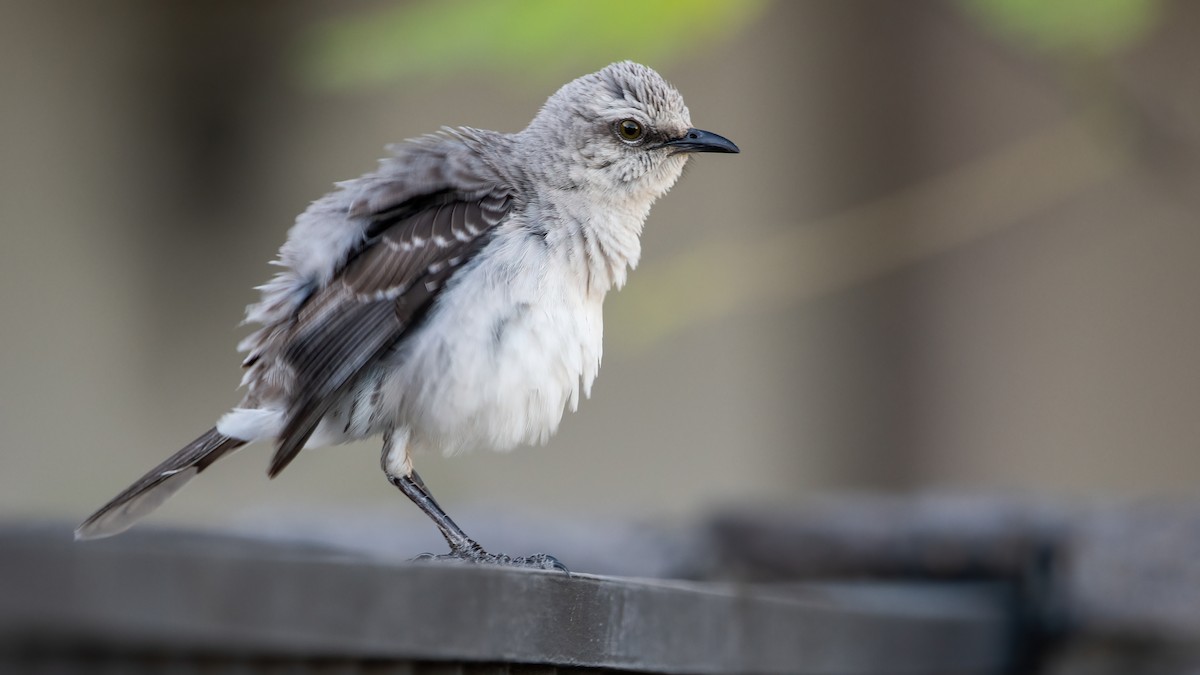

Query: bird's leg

[380,427,566,572]
[407,470,443,512]
[387,470,477,554]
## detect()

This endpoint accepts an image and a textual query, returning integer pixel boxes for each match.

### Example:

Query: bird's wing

[265,188,513,477]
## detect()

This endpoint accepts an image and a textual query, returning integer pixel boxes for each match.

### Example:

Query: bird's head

[520,61,738,206]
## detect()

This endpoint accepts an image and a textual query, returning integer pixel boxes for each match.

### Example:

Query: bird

[75,61,739,568]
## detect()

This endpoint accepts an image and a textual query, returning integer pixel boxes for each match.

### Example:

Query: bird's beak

[663,128,740,154]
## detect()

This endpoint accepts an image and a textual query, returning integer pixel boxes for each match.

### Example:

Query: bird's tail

[75,427,246,540]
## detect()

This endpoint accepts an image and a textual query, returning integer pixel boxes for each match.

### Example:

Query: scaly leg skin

[388,472,568,572]
[380,430,567,572]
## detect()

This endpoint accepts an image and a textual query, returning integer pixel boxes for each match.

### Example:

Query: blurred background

[1,0,1198,546]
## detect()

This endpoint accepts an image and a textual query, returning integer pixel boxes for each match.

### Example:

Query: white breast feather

[381,222,609,456]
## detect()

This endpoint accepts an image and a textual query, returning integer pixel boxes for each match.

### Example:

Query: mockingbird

[76,61,738,568]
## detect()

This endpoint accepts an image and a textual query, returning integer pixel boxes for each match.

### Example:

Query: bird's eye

[616,119,645,143]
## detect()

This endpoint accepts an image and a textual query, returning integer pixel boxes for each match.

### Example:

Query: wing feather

[264,187,511,477]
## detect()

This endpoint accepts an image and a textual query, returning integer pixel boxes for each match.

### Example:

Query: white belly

[377,234,605,456]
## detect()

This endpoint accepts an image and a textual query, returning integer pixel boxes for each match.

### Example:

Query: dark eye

[616,119,644,142]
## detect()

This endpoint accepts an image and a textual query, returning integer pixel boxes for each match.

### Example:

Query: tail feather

[75,428,246,540]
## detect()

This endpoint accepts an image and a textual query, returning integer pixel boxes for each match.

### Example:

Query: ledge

[0,524,1013,673]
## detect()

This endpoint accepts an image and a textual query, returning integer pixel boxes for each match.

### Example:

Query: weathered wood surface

[0,525,1013,674]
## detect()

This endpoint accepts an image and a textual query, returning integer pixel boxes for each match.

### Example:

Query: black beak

[664,128,740,154]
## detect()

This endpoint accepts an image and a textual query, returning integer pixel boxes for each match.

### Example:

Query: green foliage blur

[298,0,771,91]
[956,0,1160,56]
[298,0,1161,93]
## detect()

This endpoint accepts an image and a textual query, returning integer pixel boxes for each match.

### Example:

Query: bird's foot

[413,541,568,573]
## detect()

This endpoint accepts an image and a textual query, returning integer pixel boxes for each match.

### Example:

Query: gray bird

[76,61,738,567]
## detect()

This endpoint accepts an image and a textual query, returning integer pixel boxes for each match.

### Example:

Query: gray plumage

[77,61,738,562]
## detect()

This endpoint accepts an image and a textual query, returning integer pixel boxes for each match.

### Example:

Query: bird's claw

[412,544,568,573]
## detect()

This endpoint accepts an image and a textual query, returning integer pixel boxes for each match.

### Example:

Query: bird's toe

[411,545,568,573]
